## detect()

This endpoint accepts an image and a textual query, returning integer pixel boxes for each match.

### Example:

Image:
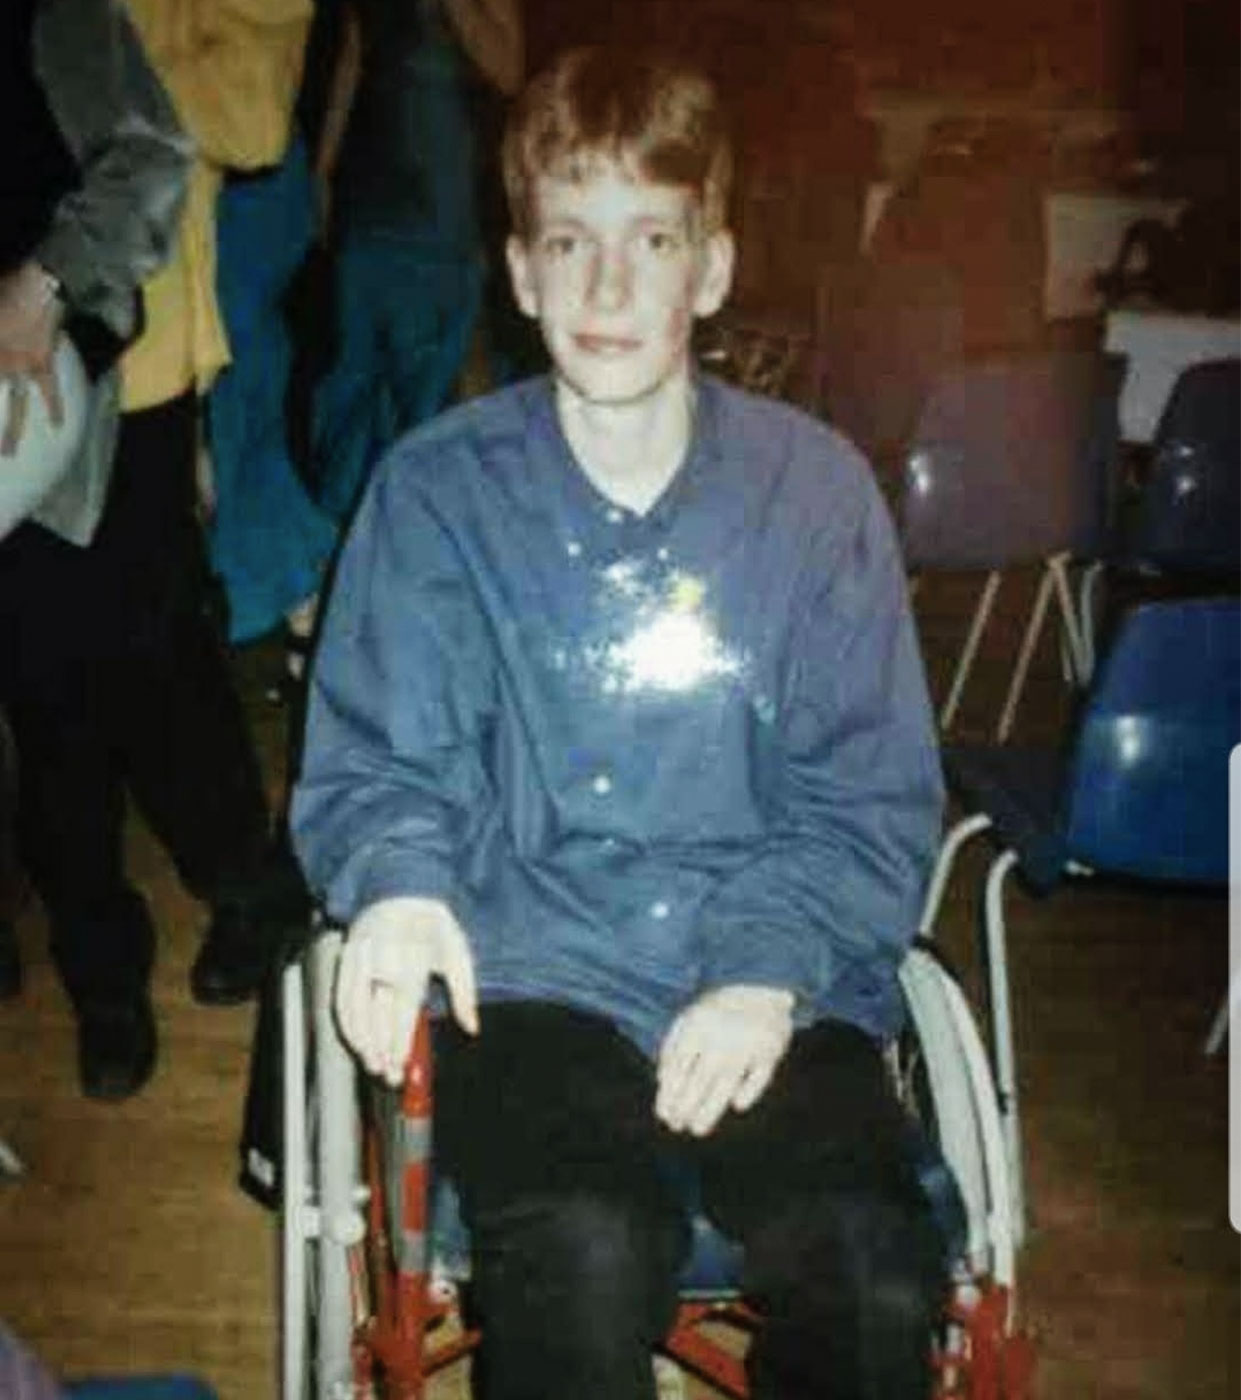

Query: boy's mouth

[573,332,642,356]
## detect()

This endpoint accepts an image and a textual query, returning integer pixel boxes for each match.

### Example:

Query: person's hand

[0,263,64,458]
[334,896,478,1085]
[655,984,795,1137]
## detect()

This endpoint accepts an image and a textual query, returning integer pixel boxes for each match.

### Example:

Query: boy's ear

[506,235,540,319]
[692,228,735,319]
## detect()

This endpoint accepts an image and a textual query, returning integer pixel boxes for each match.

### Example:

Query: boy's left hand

[655,984,795,1137]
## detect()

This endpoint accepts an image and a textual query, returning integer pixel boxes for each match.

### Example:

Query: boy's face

[507,160,734,408]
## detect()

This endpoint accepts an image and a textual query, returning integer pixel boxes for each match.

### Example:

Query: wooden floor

[0,569,1236,1397]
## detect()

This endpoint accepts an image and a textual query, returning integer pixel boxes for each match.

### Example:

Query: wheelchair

[280,926,1034,1399]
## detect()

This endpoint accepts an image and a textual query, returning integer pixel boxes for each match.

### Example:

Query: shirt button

[656,547,670,562]
[591,773,613,796]
[650,900,670,920]
[566,539,582,558]
[605,507,624,524]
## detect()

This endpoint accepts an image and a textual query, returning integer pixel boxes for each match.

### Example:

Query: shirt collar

[524,373,750,556]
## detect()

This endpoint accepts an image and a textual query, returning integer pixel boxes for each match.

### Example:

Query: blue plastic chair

[65,1381,217,1400]
[1127,358,1240,577]
[918,597,1240,1236]
[1079,358,1240,668]
[900,349,1124,738]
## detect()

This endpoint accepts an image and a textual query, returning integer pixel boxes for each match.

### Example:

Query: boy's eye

[542,234,578,258]
[643,230,680,254]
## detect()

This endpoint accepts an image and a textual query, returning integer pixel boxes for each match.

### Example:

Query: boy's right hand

[335,896,479,1085]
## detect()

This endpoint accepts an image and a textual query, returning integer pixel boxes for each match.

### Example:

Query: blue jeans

[208,139,335,642]
[311,231,483,522]
[434,1001,947,1400]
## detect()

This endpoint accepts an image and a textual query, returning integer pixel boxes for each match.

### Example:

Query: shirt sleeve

[695,471,943,1013]
[33,0,193,342]
[149,0,311,171]
[290,450,497,925]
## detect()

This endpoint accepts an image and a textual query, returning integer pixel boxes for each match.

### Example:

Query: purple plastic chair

[900,349,1124,739]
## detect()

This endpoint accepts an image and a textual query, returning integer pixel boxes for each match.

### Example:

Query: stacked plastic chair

[281,928,1036,1398]
[1079,357,1240,673]
[900,349,1124,739]
[920,597,1240,1237]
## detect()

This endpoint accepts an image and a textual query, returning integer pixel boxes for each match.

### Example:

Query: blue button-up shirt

[291,375,943,1055]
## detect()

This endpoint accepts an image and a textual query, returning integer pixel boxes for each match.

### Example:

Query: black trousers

[434,1002,947,1400]
[0,393,272,1007]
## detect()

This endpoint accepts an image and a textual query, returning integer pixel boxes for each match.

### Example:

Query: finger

[1,379,27,457]
[655,1013,717,1124]
[443,931,479,1034]
[340,944,384,1069]
[367,982,398,1080]
[369,949,420,1082]
[655,1011,698,1091]
[654,1026,698,1127]
[658,1043,725,1132]
[729,1052,779,1115]
[686,1060,746,1137]
[34,362,63,428]
[384,988,422,1086]
[333,941,365,1055]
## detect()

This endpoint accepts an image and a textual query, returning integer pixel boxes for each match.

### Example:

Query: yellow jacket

[120,0,311,411]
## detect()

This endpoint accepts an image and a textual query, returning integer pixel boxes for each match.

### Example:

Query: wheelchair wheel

[281,930,366,1400]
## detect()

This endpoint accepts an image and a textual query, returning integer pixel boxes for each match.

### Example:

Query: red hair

[503,46,733,239]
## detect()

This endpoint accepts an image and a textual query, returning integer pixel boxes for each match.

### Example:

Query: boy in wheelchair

[292,45,948,1399]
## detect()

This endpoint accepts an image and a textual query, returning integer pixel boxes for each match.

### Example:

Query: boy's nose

[588,246,633,312]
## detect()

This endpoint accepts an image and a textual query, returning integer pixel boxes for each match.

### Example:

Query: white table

[1042,191,1183,322]
[1104,308,1241,443]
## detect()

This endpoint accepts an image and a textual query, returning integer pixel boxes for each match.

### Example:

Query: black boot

[77,995,157,1100]
[0,920,19,1001]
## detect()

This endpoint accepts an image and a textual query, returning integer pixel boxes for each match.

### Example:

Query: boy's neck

[555,370,696,516]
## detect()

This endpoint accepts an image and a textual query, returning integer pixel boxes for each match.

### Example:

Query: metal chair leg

[996,567,1056,743]
[1076,561,1105,681]
[983,850,1026,1246]
[1204,973,1237,1056]
[1049,554,1089,684]
[941,571,1003,733]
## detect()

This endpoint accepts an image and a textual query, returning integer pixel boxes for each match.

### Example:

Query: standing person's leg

[310,232,389,523]
[434,1003,690,1400]
[0,518,157,1097]
[696,1020,948,1400]
[207,144,335,648]
[9,668,157,1098]
[0,701,22,999]
[383,250,483,431]
[99,395,301,1003]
